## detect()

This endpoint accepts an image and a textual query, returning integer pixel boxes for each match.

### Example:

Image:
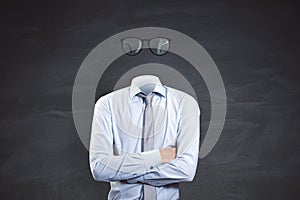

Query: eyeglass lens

[121,38,143,56]
[149,38,170,56]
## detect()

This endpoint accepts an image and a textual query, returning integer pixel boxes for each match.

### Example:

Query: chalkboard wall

[0,0,299,199]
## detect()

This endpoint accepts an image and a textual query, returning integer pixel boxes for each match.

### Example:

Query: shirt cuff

[140,149,162,171]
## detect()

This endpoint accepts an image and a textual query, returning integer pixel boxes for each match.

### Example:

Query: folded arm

[89,96,163,182]
[127,95,201,186]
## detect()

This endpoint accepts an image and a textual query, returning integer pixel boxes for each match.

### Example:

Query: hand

[159,147,177,164]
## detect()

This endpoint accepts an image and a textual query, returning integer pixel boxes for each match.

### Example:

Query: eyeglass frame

[120,37,172,56]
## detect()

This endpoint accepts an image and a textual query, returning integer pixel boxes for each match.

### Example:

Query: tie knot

[138,92,155,105]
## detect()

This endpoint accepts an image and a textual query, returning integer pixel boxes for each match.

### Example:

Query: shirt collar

[129,76,166,100]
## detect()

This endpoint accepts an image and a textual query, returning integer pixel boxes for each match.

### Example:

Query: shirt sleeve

[89,96,162,182]
[126,95,201,186]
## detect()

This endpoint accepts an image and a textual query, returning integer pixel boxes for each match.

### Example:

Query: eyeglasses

[121,37,171,56]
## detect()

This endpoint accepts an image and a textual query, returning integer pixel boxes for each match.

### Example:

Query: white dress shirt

[89,76,200,200]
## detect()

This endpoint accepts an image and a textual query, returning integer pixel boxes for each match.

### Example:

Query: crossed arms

[89,95,200,186]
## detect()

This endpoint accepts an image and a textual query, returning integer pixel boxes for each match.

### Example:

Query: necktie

[138,92,157,200]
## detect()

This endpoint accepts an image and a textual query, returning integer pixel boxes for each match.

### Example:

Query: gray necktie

[138,92,157,200]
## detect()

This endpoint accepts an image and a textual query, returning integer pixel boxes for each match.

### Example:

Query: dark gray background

[1,0,299,199]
